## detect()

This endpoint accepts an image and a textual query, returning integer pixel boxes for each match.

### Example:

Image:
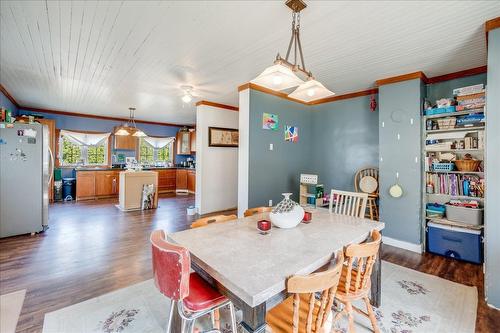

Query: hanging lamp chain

[281,10,311,78]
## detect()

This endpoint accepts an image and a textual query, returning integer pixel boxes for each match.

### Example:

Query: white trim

[237,89,250,218]
[486,302,500,311]
[382,236,423,253]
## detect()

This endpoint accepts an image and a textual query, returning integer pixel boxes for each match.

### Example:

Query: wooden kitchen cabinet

[113,130,137,150]
[190,131,196,153]
[76,171,96,200]
[176,131,191,155]
[187,170,195,193]
[95,171,119,196]
[156,169,176,193]
[176,169,188,191]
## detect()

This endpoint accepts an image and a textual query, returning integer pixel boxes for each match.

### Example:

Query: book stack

[453,84,485,111]
[426,173,484,198]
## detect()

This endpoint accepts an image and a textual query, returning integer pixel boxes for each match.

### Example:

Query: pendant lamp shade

[288,78,335,102]
[251,63,304,91]
[115,127,130,136]
[132,129,147,137]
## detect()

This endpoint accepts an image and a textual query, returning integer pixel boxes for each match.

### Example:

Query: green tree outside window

[61,137,82,165]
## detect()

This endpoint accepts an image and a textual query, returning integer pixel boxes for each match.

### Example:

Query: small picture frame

[208,127,239,147]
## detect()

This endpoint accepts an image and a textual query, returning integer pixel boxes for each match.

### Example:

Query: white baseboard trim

[383,236,423,254]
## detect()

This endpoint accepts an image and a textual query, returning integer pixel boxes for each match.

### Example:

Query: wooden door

[176,169,188,190]
[190,131,196,153]
[37,118,56,202]
[95,172,114,196]
[176,131,191,155]
[187,170,195,192]
[76,171,95,200]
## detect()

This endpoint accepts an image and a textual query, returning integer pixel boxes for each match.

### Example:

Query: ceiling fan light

[182,93,193,103]
[288,78,335,102]
[115,127,130,136]
[251,63,303,91]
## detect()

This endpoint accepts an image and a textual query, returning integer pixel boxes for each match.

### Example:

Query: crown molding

[375,71,428,86]
[485,17,500,33]
[238,83,310,105]
[426,66,488,84]
[0,84,20,108]
[309,88,378,105]
[195,100,239,111]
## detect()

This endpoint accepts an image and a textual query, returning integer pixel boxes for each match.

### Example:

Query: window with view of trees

[138,138,173,164]
[59,132,109,166]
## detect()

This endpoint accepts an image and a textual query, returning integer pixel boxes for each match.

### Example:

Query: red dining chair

[151,230,237,333]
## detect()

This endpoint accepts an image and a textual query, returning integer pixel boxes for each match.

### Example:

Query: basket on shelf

[436,117,457,130]
[454,159,481,172]
[432,162,455,172]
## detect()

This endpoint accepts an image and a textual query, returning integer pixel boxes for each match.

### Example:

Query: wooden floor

[0,194,498,332]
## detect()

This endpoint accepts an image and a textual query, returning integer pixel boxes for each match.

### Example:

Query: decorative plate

[389,184,403,198]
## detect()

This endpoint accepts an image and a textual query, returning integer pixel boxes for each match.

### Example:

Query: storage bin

[427,222,482,264]
[426,203,445,218]
[445,204,483,226]
[62,178,76,201]
[432,162,455,172]
[425,106,456,116]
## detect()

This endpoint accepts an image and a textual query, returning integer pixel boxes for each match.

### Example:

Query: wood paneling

[375,71,428,86]
[426,66,488,84]
[0,198,498,332]
[195,100,238,111]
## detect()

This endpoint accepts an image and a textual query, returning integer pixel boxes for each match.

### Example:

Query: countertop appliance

[0,123,52,237]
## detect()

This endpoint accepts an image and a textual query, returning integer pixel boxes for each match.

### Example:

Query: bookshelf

[422,83,486,251]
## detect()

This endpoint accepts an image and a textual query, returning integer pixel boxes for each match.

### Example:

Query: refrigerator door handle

[48,146,54,185]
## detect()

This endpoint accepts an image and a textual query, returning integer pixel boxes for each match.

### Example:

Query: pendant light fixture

[181,85,194,104]
[114,107,147,137]
[252,0,334,102]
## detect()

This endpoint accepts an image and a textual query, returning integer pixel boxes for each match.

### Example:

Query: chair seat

[183,273,227,312]
[267,293,326,333]
[336,266,370,300]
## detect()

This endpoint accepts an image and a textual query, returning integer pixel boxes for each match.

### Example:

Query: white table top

[168,209,385,307]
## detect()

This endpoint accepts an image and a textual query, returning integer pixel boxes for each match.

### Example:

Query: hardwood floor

[0,195,498,332]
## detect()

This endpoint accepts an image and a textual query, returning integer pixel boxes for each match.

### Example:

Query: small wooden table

[168,209,384,332]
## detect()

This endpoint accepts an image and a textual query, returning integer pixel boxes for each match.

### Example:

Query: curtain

[61,130,110,146]
[143,136,175,149]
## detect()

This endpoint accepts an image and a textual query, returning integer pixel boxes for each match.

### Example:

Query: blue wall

[0,90,18,116]
[485,28,500,308]
[311,95,379,192]
[425,73,487,102]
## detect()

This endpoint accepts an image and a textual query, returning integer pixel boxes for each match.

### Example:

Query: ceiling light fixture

[251,0,334,102]
[181,85,194,104]
[114,107,147,137]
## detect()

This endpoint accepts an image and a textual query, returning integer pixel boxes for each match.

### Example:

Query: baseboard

[382,236,423,254]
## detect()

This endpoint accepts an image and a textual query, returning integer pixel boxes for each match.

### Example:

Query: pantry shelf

[426,125,485,134]
[424,109,485,120]
[426,217,483,230]
[425,148,483,153]
[426,171,483,175]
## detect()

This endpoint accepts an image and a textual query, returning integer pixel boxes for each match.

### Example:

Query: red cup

[303,211,312,223]
[257,219,271,235]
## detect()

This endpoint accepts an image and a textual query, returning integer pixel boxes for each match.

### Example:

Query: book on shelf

[426,173,484,198]
[456,92,485,101]
[453,84,484,96]
[456,104,485,111]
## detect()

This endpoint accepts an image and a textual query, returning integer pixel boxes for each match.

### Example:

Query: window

[138,137,174,165]
[59,130,110,166]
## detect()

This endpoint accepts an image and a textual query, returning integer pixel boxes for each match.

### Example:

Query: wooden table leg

[240,302,267,333]
[370,245,382,307]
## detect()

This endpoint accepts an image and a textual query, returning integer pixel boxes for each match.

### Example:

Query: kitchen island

[118,171,158,211]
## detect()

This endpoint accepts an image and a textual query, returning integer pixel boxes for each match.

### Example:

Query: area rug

[42,261,477,333]
[0,289,26,333]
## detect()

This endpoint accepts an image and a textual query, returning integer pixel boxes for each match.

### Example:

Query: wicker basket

[436,117,457,130]
[454,159,481,171]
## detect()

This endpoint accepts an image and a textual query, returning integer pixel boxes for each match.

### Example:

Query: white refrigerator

[0,122,52,237]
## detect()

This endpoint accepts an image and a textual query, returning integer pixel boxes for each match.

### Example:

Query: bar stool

[150,230,238,333]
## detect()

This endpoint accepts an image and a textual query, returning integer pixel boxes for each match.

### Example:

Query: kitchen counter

[75,166,195,172]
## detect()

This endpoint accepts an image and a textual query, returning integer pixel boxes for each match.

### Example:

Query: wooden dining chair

[267,252,344,333]
[329,190,368,219]
[354,167,379,221]
[243,206,272,217]
[190,214,237,229]
[333,229,382,333]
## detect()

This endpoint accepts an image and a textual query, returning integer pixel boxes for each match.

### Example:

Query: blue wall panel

[0,90,18,116]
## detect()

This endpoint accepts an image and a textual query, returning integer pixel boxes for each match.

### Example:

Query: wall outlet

[269,143,273,151]
[268,199,273,207]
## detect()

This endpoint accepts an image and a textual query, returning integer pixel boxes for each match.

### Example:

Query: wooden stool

[366,195,379,221]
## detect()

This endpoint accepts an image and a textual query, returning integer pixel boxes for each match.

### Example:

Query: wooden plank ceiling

[1,1,499,123]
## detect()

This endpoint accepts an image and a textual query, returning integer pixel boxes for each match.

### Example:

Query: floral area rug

[42,261,477,333]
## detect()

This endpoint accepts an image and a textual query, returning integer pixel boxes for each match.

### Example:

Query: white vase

[269,193,304,229]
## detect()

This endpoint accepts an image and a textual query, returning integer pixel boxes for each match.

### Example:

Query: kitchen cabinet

[76,171,96,200]
[176,131,191,155]
[187,170,196,193]
[95,171,119,196]
[190,131,196,153]
[176,169,188,191]
[114,130,137,150]
[156,169,176,193]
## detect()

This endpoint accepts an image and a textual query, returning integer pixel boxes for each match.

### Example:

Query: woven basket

[436,117,457,129]
[454,159,481,172]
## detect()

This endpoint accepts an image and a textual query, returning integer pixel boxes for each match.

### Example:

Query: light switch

[269,143,273,151]
[269,200,273,206]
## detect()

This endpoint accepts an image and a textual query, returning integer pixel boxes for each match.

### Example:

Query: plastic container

[425,106,456,116]
[432,162,455,172]
[426,203,446,218]
[62,178,76,201]
[427,222,482,264]
[445,204,483,226]
[187,206,197,215]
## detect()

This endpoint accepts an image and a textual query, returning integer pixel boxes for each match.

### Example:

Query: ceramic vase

[269,193,304,229]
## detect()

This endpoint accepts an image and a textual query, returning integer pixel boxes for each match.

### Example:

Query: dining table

[167,208,385,333]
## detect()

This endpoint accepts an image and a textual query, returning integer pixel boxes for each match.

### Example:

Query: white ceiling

[1,1,499,124]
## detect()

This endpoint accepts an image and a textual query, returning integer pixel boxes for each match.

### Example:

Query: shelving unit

[421,86,486,252]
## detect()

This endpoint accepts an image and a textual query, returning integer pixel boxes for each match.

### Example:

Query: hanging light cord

[279,10,311,78]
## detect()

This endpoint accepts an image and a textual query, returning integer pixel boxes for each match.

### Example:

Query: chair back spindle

[329,189,368,218]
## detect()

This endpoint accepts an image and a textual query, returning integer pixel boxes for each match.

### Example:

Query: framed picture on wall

[208,127,239,147]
